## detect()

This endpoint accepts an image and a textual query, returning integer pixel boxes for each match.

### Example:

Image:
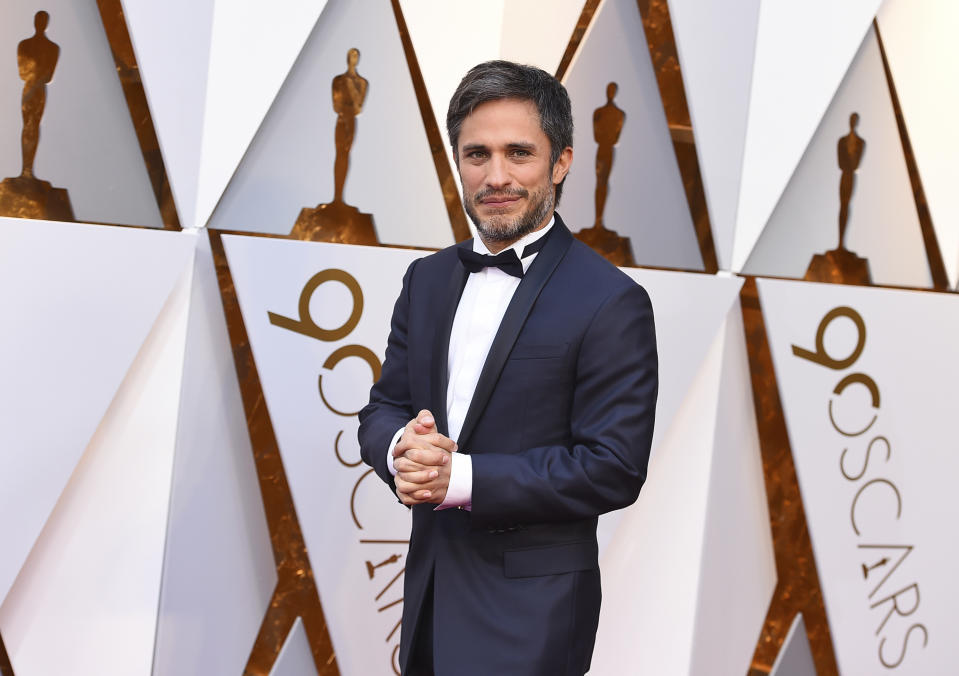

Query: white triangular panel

[399,0,505,178]
[269,618,316,676]
[401,0,588,197]
[621,269,742,455]
[0,262,193,676]
[743,25,931,288]
[769,614,817,676]
[208,0,453,249]
[877,0,959,288]
[732,0,882,271]
[562,0,703,269]
[152,235,275,675]
[121,0,215,229]
[0,1,161,227]
[597,268,742,555]
[758,278,959,673]
[223,236,420,675]
[591,316,725,674]
[0,218,194,605]
[669,0,761,270]
[689,306,775,675]
[124,0,325,230]
[595,302,773,675]
[500,0,587,80]
[195,1,329,231]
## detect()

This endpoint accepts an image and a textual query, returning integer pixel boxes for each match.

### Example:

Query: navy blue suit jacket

[359,215,658,675]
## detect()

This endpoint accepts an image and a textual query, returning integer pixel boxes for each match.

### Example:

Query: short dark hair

[447,60,573,202]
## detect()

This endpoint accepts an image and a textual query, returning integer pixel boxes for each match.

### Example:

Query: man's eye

[467,151,487,159]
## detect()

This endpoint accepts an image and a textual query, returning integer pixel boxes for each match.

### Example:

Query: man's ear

[552,146,573,185]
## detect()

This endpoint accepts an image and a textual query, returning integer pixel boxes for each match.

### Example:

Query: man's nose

[485,155,511,188]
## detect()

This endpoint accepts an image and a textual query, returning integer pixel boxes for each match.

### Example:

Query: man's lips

[479,196,521,208]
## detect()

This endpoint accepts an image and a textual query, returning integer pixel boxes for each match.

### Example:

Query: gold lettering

[879,623,928,669]
[268,268,363,341]
[318,344,382,416]
[871,583,920,636]
[829,370,880,438]
[851,478,902,536]
[391,643,401,675]
[334,430,363,468]
[840,435,890,482]
[859,543,914,600]
[792,305,866,369]
[349,468,375,530]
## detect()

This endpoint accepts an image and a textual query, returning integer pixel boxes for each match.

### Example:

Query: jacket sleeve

[357,258,418,492]
[468,282,658,528]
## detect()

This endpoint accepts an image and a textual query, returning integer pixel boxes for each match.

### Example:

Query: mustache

[473,187,528,202]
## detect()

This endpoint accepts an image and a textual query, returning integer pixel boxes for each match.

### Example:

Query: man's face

[456,98,571,249]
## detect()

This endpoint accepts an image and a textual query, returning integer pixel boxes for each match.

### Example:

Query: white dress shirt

[387,218,555,510]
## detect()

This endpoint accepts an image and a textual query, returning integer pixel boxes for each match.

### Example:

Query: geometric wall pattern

[743,25,931,288]
[1,0,956,674]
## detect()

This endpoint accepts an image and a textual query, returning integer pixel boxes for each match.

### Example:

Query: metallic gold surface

[874,20,949,290]
[555,0,602,82]
[574,81,636,266]
[592,82,625,229]
[0,175,73,220]
[96,0,180,229]
[332,49,368,204]
[575,224,636,267]
[209,230,338,676]
[635,0,718,273]
[740,278,840,676]
[671,138,717,272]
[291,48,378,244]
[17,11,58,180]
[804,113,872,285]
[0,11,74,221]
[0,631,13,676]
[637,0,689,127]
[389,0,470,243]
[292,197,378,244]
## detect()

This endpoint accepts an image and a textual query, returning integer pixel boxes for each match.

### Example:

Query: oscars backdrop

[1,0,956,675]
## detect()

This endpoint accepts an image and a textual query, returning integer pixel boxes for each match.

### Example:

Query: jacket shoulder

[561,238,645,295]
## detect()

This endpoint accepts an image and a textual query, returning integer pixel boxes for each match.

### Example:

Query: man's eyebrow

[461,141,538,152]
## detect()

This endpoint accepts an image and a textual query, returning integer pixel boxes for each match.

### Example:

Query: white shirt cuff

[386,427,404,477]
[436,452,472,510]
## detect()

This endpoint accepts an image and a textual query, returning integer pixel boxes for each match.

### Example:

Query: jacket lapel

[430,245,470,437]
[457,217,573,448]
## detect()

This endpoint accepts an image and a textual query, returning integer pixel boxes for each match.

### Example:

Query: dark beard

[464,181,554,244]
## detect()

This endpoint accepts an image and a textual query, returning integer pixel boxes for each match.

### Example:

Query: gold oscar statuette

[804,112,872,285]
[575,82,636,267]
[0,11,74,221]
[291,47,378,245]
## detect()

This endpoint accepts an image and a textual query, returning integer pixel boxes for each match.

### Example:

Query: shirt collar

[473,216,555,274]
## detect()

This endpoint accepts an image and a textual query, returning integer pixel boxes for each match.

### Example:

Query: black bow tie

[457,235,549,278]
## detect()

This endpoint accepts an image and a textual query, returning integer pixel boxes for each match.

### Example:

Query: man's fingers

[404,448,450,467]
[393,456,430,474]
[395,477,435,499]
[416,409,435,428]
[397,468,439,484]
[428,433,457,452]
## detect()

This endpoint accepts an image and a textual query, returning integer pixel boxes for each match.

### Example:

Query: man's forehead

[457,98,544,143]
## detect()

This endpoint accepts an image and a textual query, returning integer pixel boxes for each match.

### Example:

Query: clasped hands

[393,409,457,506]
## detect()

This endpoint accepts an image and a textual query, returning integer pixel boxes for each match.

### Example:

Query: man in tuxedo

[359,61,657,676]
